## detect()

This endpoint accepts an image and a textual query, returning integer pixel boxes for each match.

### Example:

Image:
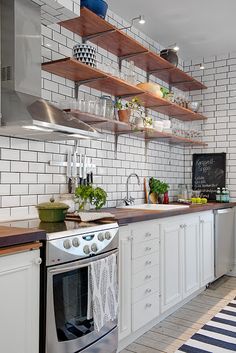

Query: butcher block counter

[105,202,236,225]
[0,226,46,249]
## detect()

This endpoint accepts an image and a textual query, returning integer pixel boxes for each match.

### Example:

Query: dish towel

[87,254,118,332]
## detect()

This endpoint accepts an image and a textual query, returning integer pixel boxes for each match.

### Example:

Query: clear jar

[99,95,114,119]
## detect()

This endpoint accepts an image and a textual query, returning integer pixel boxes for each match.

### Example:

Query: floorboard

[120,276,236,353]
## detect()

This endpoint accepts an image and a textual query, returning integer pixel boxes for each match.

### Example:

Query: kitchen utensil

[36,197,69,223]
[81,0,108,19]
[136,82,163,98]
[160,49,178,66]
[188,101,201,112]
[73,44,97,68]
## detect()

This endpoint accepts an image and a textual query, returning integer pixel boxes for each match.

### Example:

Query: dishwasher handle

[215,208,233,214]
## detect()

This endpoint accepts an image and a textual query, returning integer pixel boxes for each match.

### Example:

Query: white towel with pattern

[87,254,118,332]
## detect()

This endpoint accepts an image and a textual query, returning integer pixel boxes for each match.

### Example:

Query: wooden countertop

[0,226,46,248]
[104,202,236,225]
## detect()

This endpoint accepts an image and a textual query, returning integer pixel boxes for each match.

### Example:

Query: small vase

[158,194,164,204]
[76,199,90,212]
[149,192,158,204]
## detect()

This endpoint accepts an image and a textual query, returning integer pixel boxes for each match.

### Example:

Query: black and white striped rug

[176,297,236,352]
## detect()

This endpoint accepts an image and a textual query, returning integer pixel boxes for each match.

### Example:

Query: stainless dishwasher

[214,208,235,279]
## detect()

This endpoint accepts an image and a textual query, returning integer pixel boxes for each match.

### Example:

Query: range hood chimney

[0,0,103,141]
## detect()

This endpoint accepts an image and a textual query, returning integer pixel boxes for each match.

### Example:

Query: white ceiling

[107,0,236,61]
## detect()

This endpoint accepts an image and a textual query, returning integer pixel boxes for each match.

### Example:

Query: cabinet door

[160,221,182,313]
[119,226,132,341]
[0,249,40,353]
[183,218,200,298]
[200,212,214,286]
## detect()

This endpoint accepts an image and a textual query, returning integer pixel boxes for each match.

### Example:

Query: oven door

[46,250,118,353]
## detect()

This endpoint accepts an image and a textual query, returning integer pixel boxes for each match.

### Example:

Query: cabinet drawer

[132,252,159,274]
[132,278,159,303]
[132,293,159,332]
[132,265,159,288]
[132,239,159,259]
[131,221,159,243]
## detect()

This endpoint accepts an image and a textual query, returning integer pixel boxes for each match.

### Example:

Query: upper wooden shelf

[59,7,207,92]
[65,110,207,147]
[42,58,207,122]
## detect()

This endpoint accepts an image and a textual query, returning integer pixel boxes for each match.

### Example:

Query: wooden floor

[121,276,236,353]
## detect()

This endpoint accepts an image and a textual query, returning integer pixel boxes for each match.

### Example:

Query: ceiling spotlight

[167,43,179,52]
[173,44,180,52]
[200,63,205,70]
[120,15,146,31]
[138,15,146,24]
[131,15,146,26]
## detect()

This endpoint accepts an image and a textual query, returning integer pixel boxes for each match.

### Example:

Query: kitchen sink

[119,204,190,211]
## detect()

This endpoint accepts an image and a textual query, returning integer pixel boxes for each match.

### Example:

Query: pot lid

[36,197,69,210]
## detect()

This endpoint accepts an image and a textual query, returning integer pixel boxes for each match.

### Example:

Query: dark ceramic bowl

[160,49,179,67]
[81,0,108,19]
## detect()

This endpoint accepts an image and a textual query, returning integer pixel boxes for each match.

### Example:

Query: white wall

[0,5,186,220]
[184,53,236,201]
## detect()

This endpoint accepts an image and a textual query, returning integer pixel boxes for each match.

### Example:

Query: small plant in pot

[74,185,107,211]
[114,96,143,123]
[149,177,169,204]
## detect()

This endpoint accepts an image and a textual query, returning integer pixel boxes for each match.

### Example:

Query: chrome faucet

[123,173,141,206]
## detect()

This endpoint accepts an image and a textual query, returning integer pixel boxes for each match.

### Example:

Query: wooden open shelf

[59,8,207,92]
[42,58,207,122]
[65,110,207,147]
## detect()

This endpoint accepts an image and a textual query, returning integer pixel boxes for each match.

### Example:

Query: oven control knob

[83,245,91,255]
[72,238,80,247]
[91,243,98,253]
[105,231,112,240]
[98,233,105,241]
[63,239,72,250]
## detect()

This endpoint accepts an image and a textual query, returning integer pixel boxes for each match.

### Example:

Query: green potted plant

[114,96,143,123]
[149,177,169,204]
[74,185,107,211]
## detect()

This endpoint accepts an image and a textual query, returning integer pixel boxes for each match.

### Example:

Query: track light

[167,43,179,52]
[119,15,146,31]
[200,63,205,70]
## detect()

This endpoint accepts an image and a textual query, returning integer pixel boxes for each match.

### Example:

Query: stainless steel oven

[45,222,119,353]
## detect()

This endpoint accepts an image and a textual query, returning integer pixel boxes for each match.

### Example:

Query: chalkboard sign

[192,153,226,192]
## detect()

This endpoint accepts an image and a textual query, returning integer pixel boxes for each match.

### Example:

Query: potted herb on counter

[74,185,107,211]
[149,177,169,204]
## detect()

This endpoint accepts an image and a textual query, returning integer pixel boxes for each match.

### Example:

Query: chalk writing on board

[192,153,226,191]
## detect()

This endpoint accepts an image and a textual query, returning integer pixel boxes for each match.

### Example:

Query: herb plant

[74,185,107,210]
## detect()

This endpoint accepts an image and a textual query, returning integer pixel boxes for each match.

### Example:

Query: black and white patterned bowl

[73,44,97,68]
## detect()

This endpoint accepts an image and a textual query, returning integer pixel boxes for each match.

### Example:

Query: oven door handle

[48,249,118,274]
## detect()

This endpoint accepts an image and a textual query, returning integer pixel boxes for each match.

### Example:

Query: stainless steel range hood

[0,0,103,141]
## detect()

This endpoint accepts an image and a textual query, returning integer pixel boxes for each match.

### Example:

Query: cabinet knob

[145,274,152,280]
[145,288,152,294]
[145,303,152,308]
[34,257,42,265]
[145,247,152,252]
[145,232,152,238]
[200,219,204,224]
[128,236,133,241]
[180,224,184,229]
[145,260,152,265]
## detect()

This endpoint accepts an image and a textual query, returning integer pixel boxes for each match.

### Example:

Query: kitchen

[0,0,236,353]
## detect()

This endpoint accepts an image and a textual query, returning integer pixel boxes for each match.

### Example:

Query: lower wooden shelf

[66,110,207,147]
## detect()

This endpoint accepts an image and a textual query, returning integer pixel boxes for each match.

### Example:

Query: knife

[67,150,72,193]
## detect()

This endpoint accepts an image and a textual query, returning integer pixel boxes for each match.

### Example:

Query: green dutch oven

[36,197,69,223]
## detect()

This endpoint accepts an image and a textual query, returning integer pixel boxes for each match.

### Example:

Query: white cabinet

[200,212,214,286]
[160,221,182,313]
[118,226,132,341]
[182,217,200,298]
[0,248,41,353]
